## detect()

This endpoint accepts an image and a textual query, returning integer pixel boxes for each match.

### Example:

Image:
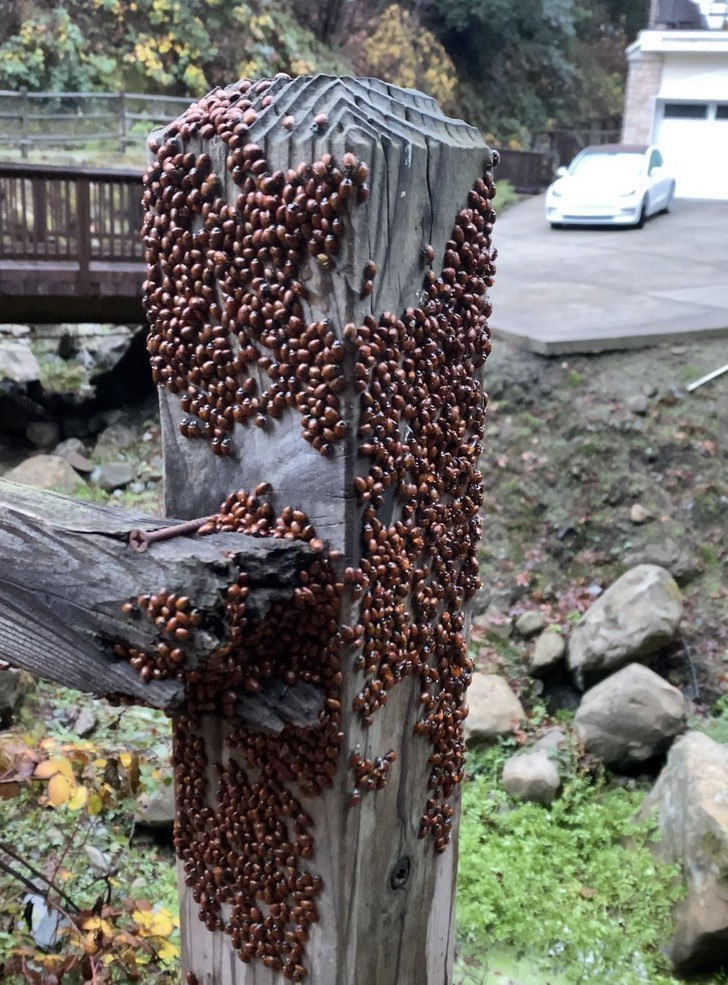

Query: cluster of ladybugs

[139,72,495,978]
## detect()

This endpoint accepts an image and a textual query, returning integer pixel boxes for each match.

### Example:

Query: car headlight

[619,188,637,198]
[550,187,563,198]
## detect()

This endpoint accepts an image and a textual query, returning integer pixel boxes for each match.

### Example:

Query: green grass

[456,740,692,985]
[493,178,518,212]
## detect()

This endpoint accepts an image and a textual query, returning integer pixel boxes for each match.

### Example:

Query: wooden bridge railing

[0,162,143,270]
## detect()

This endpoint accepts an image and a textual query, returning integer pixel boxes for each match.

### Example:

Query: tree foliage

[414,0,647,140]
[0,1,651,205]
[0,0,352,96]
[345,5,458,113]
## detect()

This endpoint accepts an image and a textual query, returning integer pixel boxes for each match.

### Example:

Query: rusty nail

[127,516,211,553]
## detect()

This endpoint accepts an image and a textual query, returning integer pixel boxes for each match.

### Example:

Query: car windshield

[570,152,644,182]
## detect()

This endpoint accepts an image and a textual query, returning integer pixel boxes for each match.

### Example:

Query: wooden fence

[0,89,192,157]
[0,162,142,269]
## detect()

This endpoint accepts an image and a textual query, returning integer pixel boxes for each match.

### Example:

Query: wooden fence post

[19,87,29,159]
[76,177,91,293]
[144,75,495,984]
[118,91,128,153]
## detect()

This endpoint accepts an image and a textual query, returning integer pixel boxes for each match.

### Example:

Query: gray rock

[464,674,525,744]
[73,707,98,737]
[637,732,728,974]
[94,423,137,456]
[472,605,512,640]
[626,393,649,415]
[97,462,133,492]
[515,610,545,639]
[26,421,61,449]
[0,340,40,383]
[54,437,87,459]
[23,893,70,950]
[65,450,95,474]
[135,779,175,829]
[529,630,566,676]
[568,565,683,685]
[532,726,567,753]
[623,537,700,585]
[4,454,82,494]
[502,749,561,805]
[574,663,686,768]
[0,324,31,338]
[85,328,133,373]
[0,667,31,725]
[630,503,652,524]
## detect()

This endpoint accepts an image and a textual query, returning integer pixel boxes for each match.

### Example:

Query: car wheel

[635,198,648,229]
[661,183,676,214]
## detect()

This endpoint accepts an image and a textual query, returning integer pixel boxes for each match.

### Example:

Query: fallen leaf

[35,757,75,783]
[47,773,73,807]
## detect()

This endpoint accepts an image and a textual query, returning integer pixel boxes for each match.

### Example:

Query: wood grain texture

[151,75,492,985]
[0,480,313,712]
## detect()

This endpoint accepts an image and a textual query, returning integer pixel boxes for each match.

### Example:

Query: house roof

[653,0,708,28]
[583,144,649,154]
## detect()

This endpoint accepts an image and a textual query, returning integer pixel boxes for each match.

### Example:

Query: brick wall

[622,48,664,143]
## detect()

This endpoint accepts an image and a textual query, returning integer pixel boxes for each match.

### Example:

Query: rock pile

[465,562,728,974]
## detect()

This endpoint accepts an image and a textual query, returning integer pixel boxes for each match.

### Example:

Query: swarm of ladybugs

[138,74,495,980]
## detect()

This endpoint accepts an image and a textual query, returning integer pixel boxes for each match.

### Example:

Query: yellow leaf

[148,910,174,937]
[93,758,107,768]
[35,757,74,782]
[119,752,133,768]
[158,939,180,962]
[68,784,89,810]
[83,917,114,936]
[87,792,103,815]
[133,909,153,930]
[48,773,73,807]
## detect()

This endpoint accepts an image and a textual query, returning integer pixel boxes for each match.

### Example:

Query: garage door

[654,101,728,200]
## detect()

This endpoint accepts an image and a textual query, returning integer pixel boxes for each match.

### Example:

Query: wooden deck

[0,162,145,323]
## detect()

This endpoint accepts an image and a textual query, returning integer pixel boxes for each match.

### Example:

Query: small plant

[457,741,686,984]
[566,368,585,388]
[0,686,178,984]
[492,179,518,212]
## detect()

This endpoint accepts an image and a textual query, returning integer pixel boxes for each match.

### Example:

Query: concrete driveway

[489,195,728,354]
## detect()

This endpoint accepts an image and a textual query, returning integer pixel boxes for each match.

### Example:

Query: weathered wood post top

[141,72,495,985]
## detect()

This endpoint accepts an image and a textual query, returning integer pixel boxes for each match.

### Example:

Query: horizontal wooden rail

[0,89,193,156]
[0,162,143,267]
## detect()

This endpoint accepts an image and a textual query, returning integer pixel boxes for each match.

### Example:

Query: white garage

[623,9,728,200]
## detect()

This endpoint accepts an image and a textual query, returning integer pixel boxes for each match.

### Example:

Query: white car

[545,144,676,229]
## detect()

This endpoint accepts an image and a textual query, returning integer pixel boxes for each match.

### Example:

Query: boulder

[637,732,728,974]
[626,393,649,415]
[574,663,686,768]
[568,564,682,686]
[502,749,561,805]
[515,610,545,639]
[4,455,82,495]
[623,537,700,585]
[72,707,98,737]
[472,605,512,641]
[529,630,566,676]
[532,726,567,754]
[464,674,525,744]
[0,667,32,726]
[93,422,137,456]
[97,461,133,492]
[26,422,61,449]
[629,503,652,525]
[135,779,175,829]
[0,339,40,383]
